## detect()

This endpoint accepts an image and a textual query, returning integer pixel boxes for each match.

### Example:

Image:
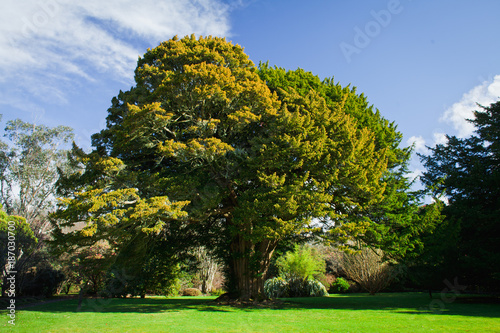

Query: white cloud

[407,135,427,154]
[441,75,500,137]
[432,132,447,146]
[0,0,233,108]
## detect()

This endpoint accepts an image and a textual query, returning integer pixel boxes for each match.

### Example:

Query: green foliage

[0,206,37,269]
[419,100,500,290]
[53,35,416,299]
[0,205,39,296]
[287,278,311,297]
[210,288,226,297]
[102,234,191,297]
[264,276,328,298]
[276,244,326,281]
[264,277,288,298]
[19,265,65,297]
[330,277,350,294]
[258,64,428,260]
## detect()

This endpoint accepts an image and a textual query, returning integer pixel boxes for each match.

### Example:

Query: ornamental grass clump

[264,277,288,298]
[264,244,329,298]
[264,277,328,298]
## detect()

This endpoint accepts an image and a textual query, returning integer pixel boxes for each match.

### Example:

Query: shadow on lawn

[19,293,500,319]
[281,293,500,319]
[19,297,231,314]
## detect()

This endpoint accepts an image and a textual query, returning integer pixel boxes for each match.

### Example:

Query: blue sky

[1,0,500,180]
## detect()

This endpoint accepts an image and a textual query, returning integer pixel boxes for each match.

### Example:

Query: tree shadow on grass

[279,293,500,319]
[18,293,500,318]
[19,297,232,314]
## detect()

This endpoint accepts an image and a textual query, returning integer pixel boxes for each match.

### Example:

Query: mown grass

[3,293,500,332]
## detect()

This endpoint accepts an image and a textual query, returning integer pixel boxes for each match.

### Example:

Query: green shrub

[264,277,328,298]
[20,266,65,297]
[330,277,350,294]
[182,288,202,296]
[276,244,326,281]
[287,277,308,297]
[264,277,288,298]
[210,288,226,297]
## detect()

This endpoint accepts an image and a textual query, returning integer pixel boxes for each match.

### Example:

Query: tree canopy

[420,101,500,289]
[52,35,423,299]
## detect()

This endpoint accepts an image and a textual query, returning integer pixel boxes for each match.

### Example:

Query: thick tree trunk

[229,234,277,300]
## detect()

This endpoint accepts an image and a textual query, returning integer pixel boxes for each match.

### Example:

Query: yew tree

[53,35,413,300]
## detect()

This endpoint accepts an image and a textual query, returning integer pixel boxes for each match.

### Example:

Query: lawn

[3,293,500,332]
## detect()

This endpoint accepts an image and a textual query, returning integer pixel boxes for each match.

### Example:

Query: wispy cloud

[0,0,233,110]
[440,75,500,137]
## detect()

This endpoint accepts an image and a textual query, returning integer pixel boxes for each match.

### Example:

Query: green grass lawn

[3,293,500,332]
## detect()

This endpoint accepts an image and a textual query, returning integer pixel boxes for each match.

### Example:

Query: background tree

[191,246,220,294]
[53,35,418,300]
[0,119,73,235]
[0,119,73,296]
[419,100,500,290]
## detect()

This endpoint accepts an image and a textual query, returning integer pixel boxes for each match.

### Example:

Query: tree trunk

[229,234,277,300]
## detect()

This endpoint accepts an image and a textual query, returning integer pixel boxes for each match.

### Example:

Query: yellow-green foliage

[53,35,413,299]
[276,244,326,281]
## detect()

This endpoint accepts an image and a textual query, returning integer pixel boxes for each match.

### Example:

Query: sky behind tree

[1,0,499,179]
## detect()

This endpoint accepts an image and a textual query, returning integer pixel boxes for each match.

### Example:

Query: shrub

[305,279,329,297]
[287,277,308,297]
[330,277,350,294]
[264,277,288,298]
[20,266,65,297]
[264,277,328,298]
[182,288,202,296]
[276,244,326,281]
[342,247,395,295]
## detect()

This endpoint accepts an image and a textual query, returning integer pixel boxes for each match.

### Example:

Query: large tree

[52,35,415,299]
[420,101,500,290]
